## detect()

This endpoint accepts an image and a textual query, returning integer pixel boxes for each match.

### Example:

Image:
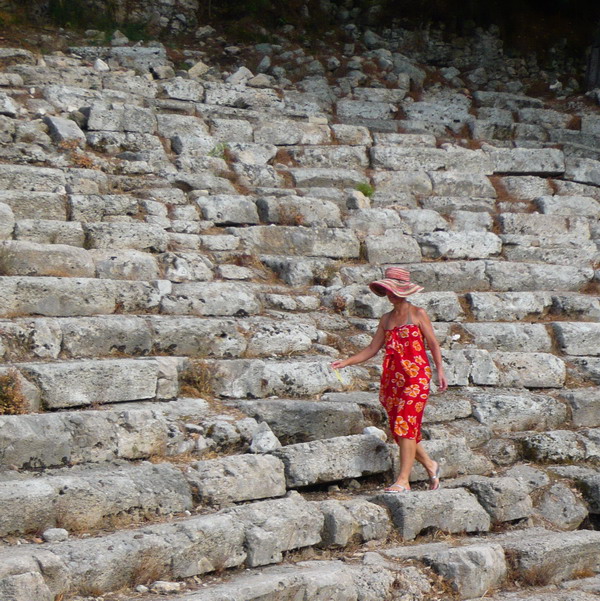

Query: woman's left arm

[415,307,448,392]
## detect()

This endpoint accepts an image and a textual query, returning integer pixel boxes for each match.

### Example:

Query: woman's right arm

[331,317,387,369]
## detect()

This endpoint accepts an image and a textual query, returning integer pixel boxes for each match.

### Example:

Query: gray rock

[85,222,168,252]
[42,528,69,543]
[257,195,341,227]
[19,358,160,408]
[564,157,600,186]
[159,77,204,101]
[504,465,550,493]
[230,399,368,444]
[553,323,600,356]
[44,116,86,146]
[337,99,395,121]
[485,261,593,291]
[499,529,600,584]
[249,424,282,453]
[162,282,261,317]
[0,91,17,117]
[289,168,366,188]
[470,390,566,431]
[186,454,286,505]
[87,102,157,133]
[560,389,600,428]
[0,571,54,601]
[522,430,587,463]
[463,323,551,352]
[371,489,490,540]
[492,352,565,388]
[317,499,391,547]
[0,191,66,221]
[15,220,85,247]
[92,249,159,280]
[254,121,331,145]
[158,252,213,283]
[500,213,589,237]
[273,434,393,487]
[536,195,600,217]
[428,171,497,197]
[195,195,260,225]
[364,230,422,263]
[0,241,94,278]
[0,202,15,240]
[371,146,493,173]
[468,291,552,321]
[418,231,501,259]
[454,476,533,522]
[69,193,139,222]
[536,483,588,530]
[486,147,564,174]
[0,164,66,191]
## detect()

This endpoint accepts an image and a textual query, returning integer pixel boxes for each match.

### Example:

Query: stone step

[0,398,212,470]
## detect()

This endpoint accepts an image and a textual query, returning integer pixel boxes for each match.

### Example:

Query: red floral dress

[380,324,432,443]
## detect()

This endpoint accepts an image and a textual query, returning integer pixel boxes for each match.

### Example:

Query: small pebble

[42,528,69,543]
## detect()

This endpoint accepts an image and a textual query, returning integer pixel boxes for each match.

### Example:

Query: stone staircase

[0,42,598,601]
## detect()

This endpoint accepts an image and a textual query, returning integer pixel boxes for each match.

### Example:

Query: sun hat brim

[369,279,424,298]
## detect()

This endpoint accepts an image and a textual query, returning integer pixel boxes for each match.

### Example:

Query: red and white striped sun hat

[369,267,424,298]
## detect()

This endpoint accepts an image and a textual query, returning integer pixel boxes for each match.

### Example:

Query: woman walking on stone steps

[331,266,448,493]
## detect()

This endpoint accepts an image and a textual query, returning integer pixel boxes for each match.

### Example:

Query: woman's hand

[330,359,348,370]
[437,368,448,392]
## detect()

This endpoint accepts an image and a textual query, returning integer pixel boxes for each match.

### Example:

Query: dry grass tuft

[520,563,556,587]
[0,370,29,415]
[180,360,214,399]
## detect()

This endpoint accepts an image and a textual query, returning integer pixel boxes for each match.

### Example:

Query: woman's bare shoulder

[411,305,430,322]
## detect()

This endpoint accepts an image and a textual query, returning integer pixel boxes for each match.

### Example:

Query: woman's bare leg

[415,442,438,475]
[389,437,417,489]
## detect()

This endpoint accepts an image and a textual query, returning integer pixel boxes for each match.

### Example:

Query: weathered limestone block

[225,493,323,567]
[194,195,260,225]
[289,168,366,188]
[234,226,360,259]
[442,349,499,387]
[115,280,171,314]
[364,230,422,263]
[159,77,204,101]
[209,118,253,143]
[462,323,552,352]
[59,316,150,358]
[536,195,600,217]
[156,113,209,138]
[254,121,332,145]
[385,542,507,600]
[371,146,493,173]
[467,291,552,321]
[0,191,66,221]
[0,276,116,317]
[406,292,465,322]
[85,222,168,252]
[158,252,213,283]
[87,102,157,133]
[92,249,159,280]
[331,124,371,146]
[422,195,495,214]
[161,282,261,317]
[372,170,433,195]
[172,133,218,155]
[500,213,589,237]
[0,241,94,278]
[560,389,600,428]
[408,261,490,292]
[227,142,277,165]
[0,202,14,239]
[485,261,593,291]
[372,489,490,540]
[428,172,496,197]
[492,352,566,388]
[14,220,85,247]
[288,145,369,169]
[418,231,501,259]
[150,316,246,357]
[257,195,342,227]
[454,476,532,522]
[518,107,572,129]
[204,83,284,110]
[317,499,391,547]
[486,147,564,174]
[522,431,587,463]
[501,239,598,267]
[423,393,472,424]
[474,91,543,110]
[0,165,66,191]
[0,571,54,601]
[86,131,165,155]
[44,115,86,146]
[240,320,317,356]
[186,454,286,505]
[69,194,139,222]
[572,357,600,384]
[0,317,62,360]
[536,483,588,530]
[273,435,393,487]
[337,99,395,121]
[19,358,160,408]
[229,399,367,444]
[499,529,600,584]
[470,390,567,431]
[345,208,404,237]
[399,209,448,234]
[564,157,600,186]
[0,462,192,536]
[102,73,158,98]
[553,323,600,356]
